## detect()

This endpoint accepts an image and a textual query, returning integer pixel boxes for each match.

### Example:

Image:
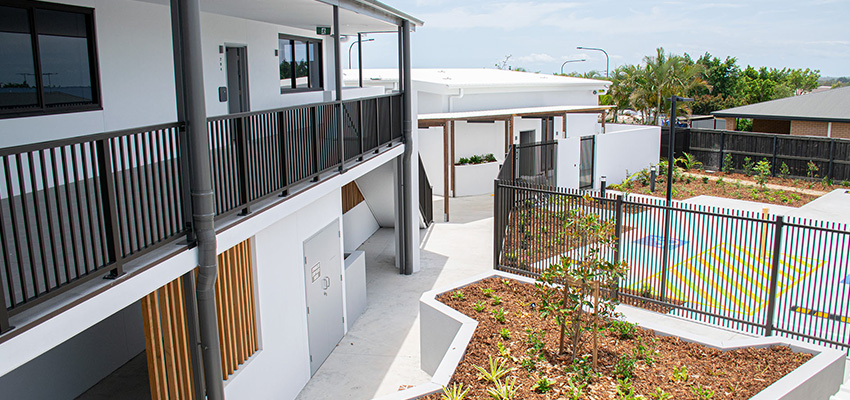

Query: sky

[356,0,850,78]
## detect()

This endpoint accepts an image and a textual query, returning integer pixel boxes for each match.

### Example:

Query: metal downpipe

[401,20,414,275]
[172,0,225,398]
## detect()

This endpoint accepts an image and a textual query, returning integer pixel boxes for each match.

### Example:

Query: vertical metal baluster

[70,145,94,274]
[27,151,51,293]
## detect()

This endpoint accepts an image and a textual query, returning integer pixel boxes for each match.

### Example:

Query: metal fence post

[613,194,624,301]
[95,138,124,278]
[493,179,501,270]
[764,215,784,336]
[277,111,289,196]
[236,117,251,215]
[511,144,517,181]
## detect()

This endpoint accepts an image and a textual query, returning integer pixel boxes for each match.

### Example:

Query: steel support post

[400,19,414,275]
[764,216,784,336]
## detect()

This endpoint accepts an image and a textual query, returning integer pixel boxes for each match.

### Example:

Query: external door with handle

[303,220,344,375]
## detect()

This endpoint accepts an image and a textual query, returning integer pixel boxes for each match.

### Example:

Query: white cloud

[516,53,556,64]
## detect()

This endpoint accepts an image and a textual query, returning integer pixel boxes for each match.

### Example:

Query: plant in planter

[440,383,469,400]
[468,154,483,164]
[535,196,628,366]
[484,153,497,162]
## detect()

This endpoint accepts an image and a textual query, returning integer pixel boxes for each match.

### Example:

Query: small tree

[536,196,628,367]
[754,159,771,187]
[722,154,734,174]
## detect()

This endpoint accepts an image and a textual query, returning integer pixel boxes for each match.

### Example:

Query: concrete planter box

[453,162,500,197]
[380,271,846,400]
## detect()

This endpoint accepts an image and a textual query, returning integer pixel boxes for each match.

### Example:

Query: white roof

[343,68,609,91]
[418,105,612,121]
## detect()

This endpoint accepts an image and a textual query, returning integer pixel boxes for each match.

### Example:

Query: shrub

[675,152,702,171]
[722,153,734,174]
[531,377,555,393]
[742,157,755,176]
[440,383,469,400]
[807,160,819,178]
[613,355,637,378]
[468,154,483,164]
[492,307,506,323]
[457,157,469,165]
[473,300,485,312]
[702,176,709,184]
[484,153,497,162]
[473,355,514,384]
[536,197,628,361]
[609,319,637,340]
[754,159,771,187]
[779,162,790,179]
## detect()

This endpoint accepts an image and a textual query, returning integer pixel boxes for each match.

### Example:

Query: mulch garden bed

[423,277,812,400]
[698,171,849,193]
[609,173,818,207]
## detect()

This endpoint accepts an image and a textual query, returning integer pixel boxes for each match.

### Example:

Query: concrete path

[295,195,495,400]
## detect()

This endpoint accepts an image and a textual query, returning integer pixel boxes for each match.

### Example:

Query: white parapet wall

[453,162,501,196]
[596,124,661,190]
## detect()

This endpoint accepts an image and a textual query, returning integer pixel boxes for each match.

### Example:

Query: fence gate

[579,136,595,189]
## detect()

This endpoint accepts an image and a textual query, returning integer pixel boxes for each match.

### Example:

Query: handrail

[206,93,401,122]
[0,122,184,157]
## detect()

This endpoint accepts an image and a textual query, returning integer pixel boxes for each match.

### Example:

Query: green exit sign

[316,26,331,35]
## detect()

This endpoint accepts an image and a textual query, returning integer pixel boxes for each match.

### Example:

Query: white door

[304,221,344,375]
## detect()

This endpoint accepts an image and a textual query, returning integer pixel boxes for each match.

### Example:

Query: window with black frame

[0,1,100,118]
[278,35,321,92]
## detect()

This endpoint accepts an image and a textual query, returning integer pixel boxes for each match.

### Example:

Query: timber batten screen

[341,181,365,213]
[215,239,258,379]
[142,277,195,400]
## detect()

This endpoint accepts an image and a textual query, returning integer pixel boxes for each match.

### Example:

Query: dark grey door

[304,220,344,376]
[225,46,249,113]
[579,136,594,189]
[518,130,536,179]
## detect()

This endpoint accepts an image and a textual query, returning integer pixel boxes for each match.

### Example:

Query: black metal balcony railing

[0,123,190,332]
[418,157,433,227]
[0,93,403,334]
[207,94,402,218]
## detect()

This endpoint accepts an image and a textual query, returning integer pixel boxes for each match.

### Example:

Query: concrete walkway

[295,195,495,400]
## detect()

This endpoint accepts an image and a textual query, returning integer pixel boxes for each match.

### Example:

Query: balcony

[0,93,403,336]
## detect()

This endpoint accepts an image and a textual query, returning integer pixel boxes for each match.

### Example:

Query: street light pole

[348,37,374,69]
[559,59,586,74]
[659,95,693,303]
[576,46,609,78]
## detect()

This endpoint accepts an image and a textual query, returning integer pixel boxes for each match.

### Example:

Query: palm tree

[642,47,705,124]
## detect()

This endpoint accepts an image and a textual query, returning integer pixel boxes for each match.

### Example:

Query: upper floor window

[279,34,322,93]
[0,0,100,118]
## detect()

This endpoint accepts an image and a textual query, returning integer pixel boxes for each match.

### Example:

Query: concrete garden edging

[378,270,846,400]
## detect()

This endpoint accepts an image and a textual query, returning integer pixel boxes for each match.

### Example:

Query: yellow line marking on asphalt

[707,251,768,295]
[695,256,754,312]
[672,267,721,309]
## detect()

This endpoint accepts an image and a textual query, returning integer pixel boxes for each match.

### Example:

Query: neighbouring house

[345,68,659,220]
[713,86,850,138]
[0,0,423,399]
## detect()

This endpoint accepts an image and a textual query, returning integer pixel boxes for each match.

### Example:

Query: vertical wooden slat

[245,241,258,354]
[214,255,228,379]
[237,242,249,358]
[231,246,245,366]
[172,279,193,400]
[142,292,168,400]
[158,286,180,400]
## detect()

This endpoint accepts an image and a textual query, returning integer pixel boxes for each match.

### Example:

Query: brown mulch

[609,173,818,207]
[704,171,849,192]
[423,277,812,400]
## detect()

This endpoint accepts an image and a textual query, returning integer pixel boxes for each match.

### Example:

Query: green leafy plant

[473,300,485,312]
[457,157,469,165]
[609,319,637,340]
[613,355,637,379]
[468,154,484,164]
[691,385,714,399]
[484,153,497,162]
[616,377,642,400]
[496,342,513,360]
[650,387,671,400]
[482,287,494,297]
[451,290,464,300]
[486,377,519,400]
[743,157,755,176]
[566,355,599,385]
[473,355,514,384]
[525,329,546,359]
[671,365,688,383]
[632,336,656,366]
[702,176,709,184]
[716,177,724,185]
[563,376,587,400]
[722,153,734,174]
[822,175,833,187]
[535,196,628,360]
[491,307,506,323]
[520,356,537,372]
[440,383,469,400]
[491,295,503,306]
[807,160,819,178]
[779,162,790,178]
[500,328,511,340]
[676,152,702,171]
[754,159,771,187]
[531,376,555,393]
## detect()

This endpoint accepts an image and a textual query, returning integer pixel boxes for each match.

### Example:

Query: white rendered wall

[223,190,344,400]
[0,0,177,147]
[418,127,445,196]
[595,125,661,190]
[565,114,599,138]
[343,201,380,252]
[355,161,397,227]
[453,121,506,164]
